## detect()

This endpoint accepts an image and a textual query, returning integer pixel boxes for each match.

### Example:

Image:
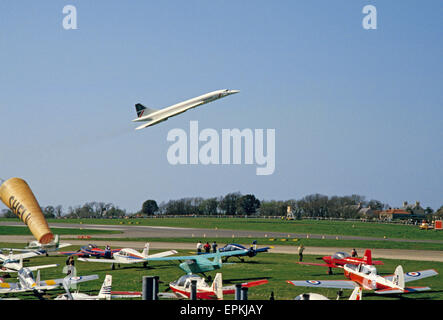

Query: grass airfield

[0,218,441,300]
[0,246,441,301]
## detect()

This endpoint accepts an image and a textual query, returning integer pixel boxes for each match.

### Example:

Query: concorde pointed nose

[228,89,240,95]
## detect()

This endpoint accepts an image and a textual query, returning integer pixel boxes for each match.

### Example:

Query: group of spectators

[196,240,218,254]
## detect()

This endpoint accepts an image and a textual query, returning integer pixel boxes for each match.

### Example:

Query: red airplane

[59,244,121,259]
[288,263,438,295]
[112,273,268,300]
[298,249,383,274]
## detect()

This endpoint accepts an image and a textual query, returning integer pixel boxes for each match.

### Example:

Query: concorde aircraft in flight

[132,89,240,130]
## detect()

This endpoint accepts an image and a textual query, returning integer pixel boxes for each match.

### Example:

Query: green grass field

[0,225,121,236]
[1,245,441,301]
[38,217,443,241]
[0,218,441,300]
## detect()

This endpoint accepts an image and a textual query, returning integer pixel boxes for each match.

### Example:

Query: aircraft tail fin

[363,249,372,265]
[349,287,362,300]
[98,275,112,300]
[135,103,157,118]
[141,243,150,258]
[392,265,405,289]
[212,273,223,300]
[213,250,222,267]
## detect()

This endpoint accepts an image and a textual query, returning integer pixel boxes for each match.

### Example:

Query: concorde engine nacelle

[0,177,54,244]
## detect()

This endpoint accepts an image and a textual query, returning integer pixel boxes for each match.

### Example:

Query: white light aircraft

[294,287,363,300]
[0,257,58,273]
[25,235,72,253]
[3,235,71,257]
[55,274,140,300]
[55,274,112,300]
[0,267,98,294]
[288,263,438,295]
[0,249,44,266]
[132,89,240,130]
[78,243,178,269]
[160,273,268,300]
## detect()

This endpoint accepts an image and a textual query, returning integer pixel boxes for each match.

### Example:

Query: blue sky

[0,1,442,212]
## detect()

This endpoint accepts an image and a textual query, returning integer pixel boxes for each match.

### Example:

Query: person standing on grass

[196,241,203,254]
[204,242,211,253]
[212,241,218,253]
[351,248,358,257]
[298,244,305,262]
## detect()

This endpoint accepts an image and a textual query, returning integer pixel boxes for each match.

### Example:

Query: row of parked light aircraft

[0,236,439,300]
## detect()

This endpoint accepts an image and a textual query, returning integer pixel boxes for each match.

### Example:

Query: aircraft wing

[157,292,181,299]
[383,269,439,283]
[38,274,99,288]
[374,287,431,294]
[27,264,59,272]
[135,118,169,130]
[222,280,269,294]
[78,257,122,263]
[147,250,178,258]
[135,101,205,130]
[58,251,85,256]
[287,280,358,290]
[0,264,61,273]
[144,249,249,262]
[78,257,145,264]
[0,282,25,293]
[0,251,43,261]
[1,248,34,253]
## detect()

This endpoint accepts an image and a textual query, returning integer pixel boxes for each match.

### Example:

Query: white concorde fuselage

[132,89,239,129]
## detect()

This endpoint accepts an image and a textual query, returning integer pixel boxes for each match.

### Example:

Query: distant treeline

[2,192,441,220]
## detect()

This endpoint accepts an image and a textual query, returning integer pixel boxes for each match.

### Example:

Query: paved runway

[1,221,442,262]
[2,221,442,244]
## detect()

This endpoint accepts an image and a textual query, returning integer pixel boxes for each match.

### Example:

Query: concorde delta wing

[135,101,205,130]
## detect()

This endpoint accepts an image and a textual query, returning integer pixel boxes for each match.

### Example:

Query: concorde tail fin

[135,103,157,118]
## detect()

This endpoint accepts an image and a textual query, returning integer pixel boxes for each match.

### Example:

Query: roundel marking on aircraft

[406,272,421,277]
[306,280,321,285]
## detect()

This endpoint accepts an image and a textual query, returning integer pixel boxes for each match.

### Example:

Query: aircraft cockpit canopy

[347,264,377,275]
[332,252,351,259]
[223,244,243,251]
[173,274,202,287]
[18,268,34,280]
[361,265,377,275]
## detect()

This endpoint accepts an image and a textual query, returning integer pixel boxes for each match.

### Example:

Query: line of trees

[1,202,126,219]
[145,193,385,218]
[151,193,261,216]
[140,193,443,220]
[1,194,442,220]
